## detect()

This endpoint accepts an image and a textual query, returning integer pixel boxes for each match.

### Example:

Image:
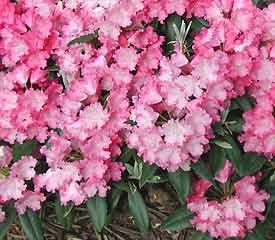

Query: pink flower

[215,160,233,183]
[115,47,139,71]
[0,177,26,201]
[11,156,37,181]
[15,191,46,215]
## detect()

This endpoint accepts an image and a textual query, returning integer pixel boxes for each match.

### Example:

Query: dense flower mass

[187,162,270,239]
[0,0,274,237]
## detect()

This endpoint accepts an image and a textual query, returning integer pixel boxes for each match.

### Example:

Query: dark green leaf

[12,140,37,161]
[0,204,17,240]
[128,189,149,232]
[139,163,158,188]
[165,14,183,41]
[223,136,242,175]
[54,199,74,231]
[125,163,135,176]
[160,206,192,231]
[227,118,244,133]
[191,17,209,32]
[87,196,108,233]
[240,153,266,176]
[113,182,130,192]
[168,170,190,204]
[19,210,43,240]
[208,145,225,175]
[189,231,212,240]
[109,188,123,211]
[233,96,254,112]
[192,160,214,184]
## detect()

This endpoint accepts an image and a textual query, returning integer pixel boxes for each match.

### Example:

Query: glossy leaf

[160,206,192,231]
[139,163,158,188]
[239,153,266,176]
[223,136,242,175]
[19,210,43,240]
[128,189,149,232]
[87,196,108,233]
[168,170,190,204]
[208,145,226,175]
[212,139,232,149]
[192,160,214,183]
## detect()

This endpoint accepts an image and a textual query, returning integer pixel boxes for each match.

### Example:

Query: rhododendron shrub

[0,0,274,239]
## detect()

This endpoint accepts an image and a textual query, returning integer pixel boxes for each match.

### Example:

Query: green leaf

[113,182,130,192]
[165,14,183,41]
[224,136,266,176]
[68,33,98,46]
[147,175,168,184]
[227,118,244,133]
[168,170,190,204]
[118,145,135,163]
[128,189,149,232]
[133,160,143,179]
[109,188,123,211]
[12,140,37,161]
[54,199,74,231]
[19,210,43,240]
[208,145,225,175]
[125,163,135,176]
[240,152,266,176]
[192,160,214,184]
[252,0,260,6]
[160,206,192,231]
[233,96,254,112]
[0,204,17,240]
[212,139,232,149]
[189,231,212,240]
[191,17,209,32]
[86,196,108,233]
[139,163,158,188]
[223,136,242,175]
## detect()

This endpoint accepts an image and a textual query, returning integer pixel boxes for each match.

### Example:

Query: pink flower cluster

[239,5,275,158]
[187,161,270,239]
[0,146,45,214]
[0,0,274,231]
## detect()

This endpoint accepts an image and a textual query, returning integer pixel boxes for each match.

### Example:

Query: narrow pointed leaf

[0,204,17,240]
[68,33,98,46]
[128,190,149,232]
[139,163,158,188]
[19,210,43,240]
[208,145,225,175]
[55,199,74,231]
